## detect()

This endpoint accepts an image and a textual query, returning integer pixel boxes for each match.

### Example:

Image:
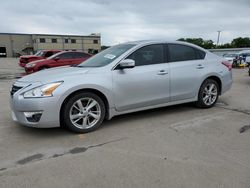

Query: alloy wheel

[202,83,218,106]
[69,97,101,129]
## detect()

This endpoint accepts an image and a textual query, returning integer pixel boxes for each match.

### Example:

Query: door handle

[157,70,168,75]
[196,64,204,69]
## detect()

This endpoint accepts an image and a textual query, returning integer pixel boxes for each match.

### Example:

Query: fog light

[24,111,42,122]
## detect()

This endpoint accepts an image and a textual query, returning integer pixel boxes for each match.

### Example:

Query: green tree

[177,38,215,49]
[216,43,232,49]
[231,37,250,48]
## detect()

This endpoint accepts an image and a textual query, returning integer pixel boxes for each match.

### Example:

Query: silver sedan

[10,40,233,133]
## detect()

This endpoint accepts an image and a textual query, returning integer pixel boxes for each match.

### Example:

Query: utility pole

[217,31,221,46]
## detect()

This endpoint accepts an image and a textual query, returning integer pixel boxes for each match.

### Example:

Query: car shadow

[101,103,198,129]
[14,103,201,136]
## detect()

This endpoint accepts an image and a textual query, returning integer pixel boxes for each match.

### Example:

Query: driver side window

[57,52,73,59]
[126,44,164,66]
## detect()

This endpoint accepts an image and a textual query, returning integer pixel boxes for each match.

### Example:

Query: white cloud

[0,0,250,45]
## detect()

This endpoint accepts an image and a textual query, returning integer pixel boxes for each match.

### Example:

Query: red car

[19,50,61,67]
[25,51,92,74]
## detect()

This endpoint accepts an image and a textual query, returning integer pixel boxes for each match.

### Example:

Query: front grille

[10,85,23,96]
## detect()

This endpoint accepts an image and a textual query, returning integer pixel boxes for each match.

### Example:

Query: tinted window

[53,51,59,55]
[73,52,90,59]
[52,38,57,43]
[57,52,73,59]
[71,39,76,43]
[168,44,205,62]
[44,51,53,57]
[65,39,68,43]
[35,51,45,56]
[40,38,45,43]
[127,44,164,66]
[93,40,98,44]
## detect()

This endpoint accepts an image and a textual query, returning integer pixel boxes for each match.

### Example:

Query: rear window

[168,44,206,62]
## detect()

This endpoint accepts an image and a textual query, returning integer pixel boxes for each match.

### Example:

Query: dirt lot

[0,58,250,188]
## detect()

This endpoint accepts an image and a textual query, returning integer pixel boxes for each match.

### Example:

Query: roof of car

[54,50,90,56]
[40,50,61,52]
[123,40,207,51]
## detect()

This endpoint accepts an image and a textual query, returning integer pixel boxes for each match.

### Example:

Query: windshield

[34,51,45,57]
[78,44,135,67]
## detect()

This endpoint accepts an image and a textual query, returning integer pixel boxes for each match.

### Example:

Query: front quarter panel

[55,72,114,114]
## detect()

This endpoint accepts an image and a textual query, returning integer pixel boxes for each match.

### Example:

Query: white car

[10,40,233,133]
[223,53,239,65]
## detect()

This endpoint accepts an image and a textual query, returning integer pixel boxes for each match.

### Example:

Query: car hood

[18,66,90,84]
[26,59,47,66]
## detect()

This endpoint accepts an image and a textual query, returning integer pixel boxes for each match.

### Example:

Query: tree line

[178,37,250,49]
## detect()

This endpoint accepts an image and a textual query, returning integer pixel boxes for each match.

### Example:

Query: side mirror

[118,59,135,69]
[54,56,60,61]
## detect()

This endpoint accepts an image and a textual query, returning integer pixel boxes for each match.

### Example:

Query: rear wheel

[62,92,105,133]
[195,79,219,108]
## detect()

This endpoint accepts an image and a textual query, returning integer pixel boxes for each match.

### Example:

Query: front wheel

[62,92,106,133]
[195,79,219,108]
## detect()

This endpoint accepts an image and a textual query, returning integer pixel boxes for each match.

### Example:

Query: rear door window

[167,44,205,62]
[72,52,90,59]
[57,52,73,59]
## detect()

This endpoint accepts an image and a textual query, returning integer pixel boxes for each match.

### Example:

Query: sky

[1,0,250,45]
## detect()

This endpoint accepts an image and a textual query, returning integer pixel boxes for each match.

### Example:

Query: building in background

[0,33,101,57]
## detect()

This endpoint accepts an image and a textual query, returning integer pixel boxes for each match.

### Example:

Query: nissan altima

[10,40,233,133]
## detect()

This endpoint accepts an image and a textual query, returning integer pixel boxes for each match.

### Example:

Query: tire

[62,92,106,133]
[195,79,219,108]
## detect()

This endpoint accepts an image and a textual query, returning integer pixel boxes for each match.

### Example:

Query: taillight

[222,61,232,71]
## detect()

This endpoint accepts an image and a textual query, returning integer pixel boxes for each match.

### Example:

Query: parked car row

[19,50,61,67]
[19,50,92,74]
[223,50,250,68]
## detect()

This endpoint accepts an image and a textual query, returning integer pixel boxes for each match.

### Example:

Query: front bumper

[25,67,35,74]
[10,82,61,128]
[19,62,27,68]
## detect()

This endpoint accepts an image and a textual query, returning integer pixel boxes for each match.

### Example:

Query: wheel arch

[201,75,222,95]
[59,88,110,127]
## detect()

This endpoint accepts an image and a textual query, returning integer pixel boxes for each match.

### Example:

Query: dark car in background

[19,50,61,67]
[25,51,92,74]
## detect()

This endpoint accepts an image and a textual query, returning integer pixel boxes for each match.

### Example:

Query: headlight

[26,63,36,68]
[23,82,63,98]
